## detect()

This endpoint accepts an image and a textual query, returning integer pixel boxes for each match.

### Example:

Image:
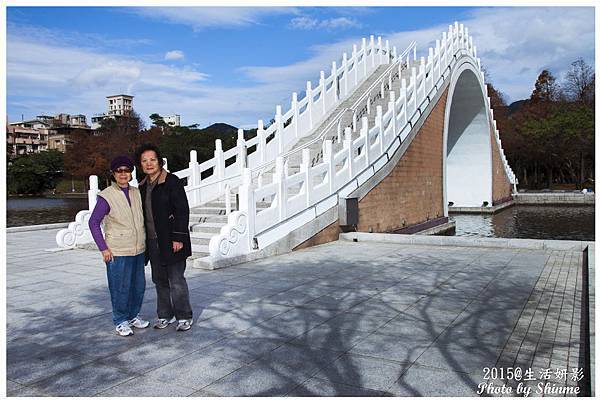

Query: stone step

[190,222,225,233]
[189,206,230,215]
[189,213,228,224]
[190,232,214,245]
[191,243,210,255]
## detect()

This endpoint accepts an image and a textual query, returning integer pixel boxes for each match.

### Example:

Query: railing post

[419,61,426,103]
[400,78,408,128]
[362,37,368,77]
[342,52,348,97]
[428,48,434,92]
[392,45,397,61]
[320,71,326,115]
[224,184,231,215]
[130,166,139,187]
[352,44,358,85]
[377,36,383,65]
[214,139,224,192]
[306,81,313,130]
[385,39,390,64]
[410,67,417,117]
[336,120,343,144]
[162,158,169,172]
[292,92,299,139]
[88,175,99,211]
[344,127,353,179]
[370,35,376,69]
[238,168,255,251]
[275,105,283,154]
[389,90,397,138]
[442,31,448,67]
[435,40,441,81]
[376,105,384,155]
[274,156,287,222]
[331,61,338,103]
[324,140,334,194]
[380,80,385,99]
[237,128,247,173]
[352,112,357,132]
[257,119,266,164]
[301,148,311,207]
[361,116,370,166]
[189,150,200,206]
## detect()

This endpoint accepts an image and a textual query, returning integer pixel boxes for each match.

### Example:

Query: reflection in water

[451,205,594,241]
[7,197,89,227]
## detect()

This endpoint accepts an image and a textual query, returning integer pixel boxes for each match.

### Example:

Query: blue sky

[6,6,595,128]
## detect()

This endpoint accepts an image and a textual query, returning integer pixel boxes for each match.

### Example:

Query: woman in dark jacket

[135,144,193,331]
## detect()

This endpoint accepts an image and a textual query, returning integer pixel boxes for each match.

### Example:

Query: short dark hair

[135,143,164,167]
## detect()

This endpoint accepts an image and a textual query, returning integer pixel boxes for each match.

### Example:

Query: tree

[530,70,559,103]
[564,58,595,107]
[7,150,64,194]
[149,113,168,128]
[64,110,159,187]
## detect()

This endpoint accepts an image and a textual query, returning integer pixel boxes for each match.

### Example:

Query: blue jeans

[106,252,146,325]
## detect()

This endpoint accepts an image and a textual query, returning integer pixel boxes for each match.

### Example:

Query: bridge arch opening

[444,66,492,210]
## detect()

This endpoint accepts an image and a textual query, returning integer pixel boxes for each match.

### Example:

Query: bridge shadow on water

[6,244,533,396]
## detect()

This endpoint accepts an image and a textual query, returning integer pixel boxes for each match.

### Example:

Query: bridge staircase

[186,60,407,264]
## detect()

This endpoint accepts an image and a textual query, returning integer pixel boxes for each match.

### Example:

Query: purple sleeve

[88,196,110,252]
[122,186,131,206]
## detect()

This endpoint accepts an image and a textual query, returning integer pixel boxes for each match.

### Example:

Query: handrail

[183,41,417,195]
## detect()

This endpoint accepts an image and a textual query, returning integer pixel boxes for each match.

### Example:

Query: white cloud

[130,7,298,31]
[165,50,185,60]
[383,7,594,102]
[7,7,595,130]
[289,16,361,30]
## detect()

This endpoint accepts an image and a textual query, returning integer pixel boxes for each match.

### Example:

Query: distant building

[7,123,50,155]
[92,94,135,129]
[7,113,91,155]
[164,114,181,127]
[107,94,134,117]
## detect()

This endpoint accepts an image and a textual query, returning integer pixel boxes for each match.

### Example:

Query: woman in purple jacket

[88,155,149,337]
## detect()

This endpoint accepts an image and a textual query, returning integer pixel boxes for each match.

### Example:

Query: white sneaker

[116,322,133,336]
[129,316,149,329]
[176,319,193,332]
[153,316,176,329]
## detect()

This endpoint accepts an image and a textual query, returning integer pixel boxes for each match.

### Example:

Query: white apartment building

[164,114,181,127]
[107,94,134,117]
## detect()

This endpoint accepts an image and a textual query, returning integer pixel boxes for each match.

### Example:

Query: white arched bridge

[57,22,517,269]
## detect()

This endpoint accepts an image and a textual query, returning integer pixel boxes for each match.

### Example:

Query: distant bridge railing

[209,22,518,261]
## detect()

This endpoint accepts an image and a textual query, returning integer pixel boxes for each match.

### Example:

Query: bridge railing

[180,35,393,208]
[209,22,518,261]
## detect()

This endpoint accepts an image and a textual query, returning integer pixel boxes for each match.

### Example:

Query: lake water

[450,205,595,241]
[7,198,595,242]
[7,197,89,227]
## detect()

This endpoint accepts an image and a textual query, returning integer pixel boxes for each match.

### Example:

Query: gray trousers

[148,239,193,320]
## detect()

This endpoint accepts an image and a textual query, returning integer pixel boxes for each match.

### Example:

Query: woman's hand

[102,249,114,263]
[172,241,183,253]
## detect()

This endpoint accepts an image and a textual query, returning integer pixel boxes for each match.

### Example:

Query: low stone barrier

[514,192,594,205]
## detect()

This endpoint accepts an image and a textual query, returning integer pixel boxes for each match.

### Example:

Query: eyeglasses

[114,168,132,174]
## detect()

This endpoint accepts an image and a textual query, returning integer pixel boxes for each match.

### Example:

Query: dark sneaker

[153,316,176,329]
[176,319,193,332]
[116,322,133,337]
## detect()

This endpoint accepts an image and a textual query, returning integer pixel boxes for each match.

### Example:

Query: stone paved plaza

[6,229,592,396]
